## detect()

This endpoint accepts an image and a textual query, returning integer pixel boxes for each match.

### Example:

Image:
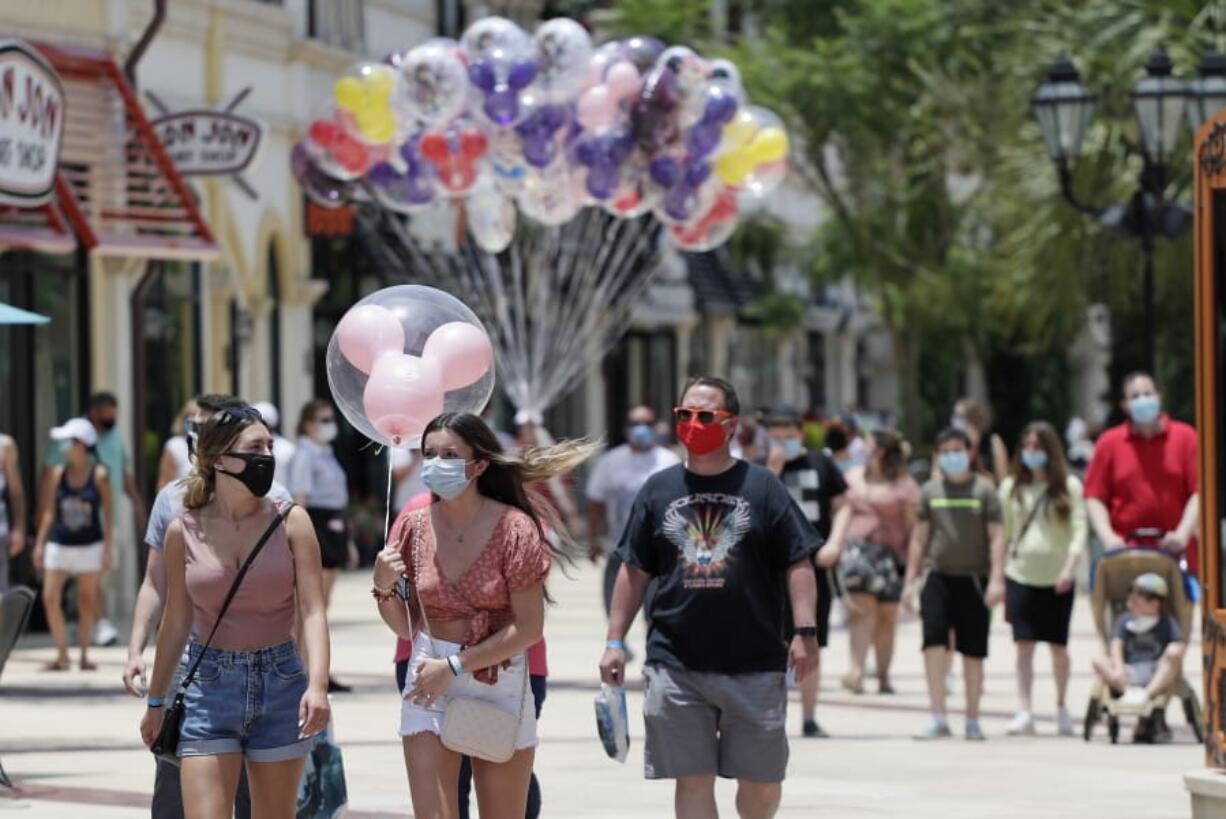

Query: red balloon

[420,133,451,164]
[309,119,344,148]
[333,138,370,174]
[459,130,489,160]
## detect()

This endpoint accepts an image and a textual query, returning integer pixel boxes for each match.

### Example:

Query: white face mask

[313,421,338,444]
[1125,614,1160,633]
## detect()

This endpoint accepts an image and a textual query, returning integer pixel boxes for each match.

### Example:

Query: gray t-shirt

[1114,612,1182,666]
[917,474,1002,575]
[145,479,293,549]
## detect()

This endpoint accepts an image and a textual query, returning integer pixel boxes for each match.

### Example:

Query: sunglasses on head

[214,405,264,427]
[674,407,735,425]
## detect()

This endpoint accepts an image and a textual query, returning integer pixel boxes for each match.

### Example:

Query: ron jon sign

[152,109,261,177]
[0,40,65,207]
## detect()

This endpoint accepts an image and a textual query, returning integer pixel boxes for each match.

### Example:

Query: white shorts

[399,635,538,750]
[44,541,104,574]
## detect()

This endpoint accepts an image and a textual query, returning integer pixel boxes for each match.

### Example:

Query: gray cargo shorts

[642,663,788,783]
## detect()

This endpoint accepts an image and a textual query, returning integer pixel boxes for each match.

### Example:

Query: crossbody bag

[405,509,527,764]
[1008,492,1047,561]
[150,502,296,766]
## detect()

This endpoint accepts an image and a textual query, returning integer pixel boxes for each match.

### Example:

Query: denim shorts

[178,640,315,762]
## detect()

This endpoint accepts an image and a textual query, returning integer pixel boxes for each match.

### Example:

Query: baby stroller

[1082,544,1203,744]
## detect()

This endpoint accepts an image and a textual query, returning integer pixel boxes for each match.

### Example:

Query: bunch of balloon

[326,286,495,449]
[291,16,793,254]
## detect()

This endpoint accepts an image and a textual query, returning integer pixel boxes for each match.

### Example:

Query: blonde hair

[182,411,269,509]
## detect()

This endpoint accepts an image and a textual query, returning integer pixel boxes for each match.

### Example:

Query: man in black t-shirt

[765,406,847,739]
[600,377,821,819]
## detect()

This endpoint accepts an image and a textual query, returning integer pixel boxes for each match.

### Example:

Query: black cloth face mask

[216,452,275,498]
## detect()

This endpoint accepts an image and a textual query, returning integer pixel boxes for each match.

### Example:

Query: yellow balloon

[358,110,396,143]
[364,68,394,101]
[748,128,789,164]
[722,114,756,150]
[716,151,753,186]
[334,77,365,111]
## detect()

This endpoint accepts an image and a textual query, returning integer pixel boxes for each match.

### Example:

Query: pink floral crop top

[392,504,551,659]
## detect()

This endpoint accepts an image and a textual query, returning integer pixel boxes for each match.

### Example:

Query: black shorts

[1005,578,1074,646]
[306,507,349,569]
[920,572,990,659]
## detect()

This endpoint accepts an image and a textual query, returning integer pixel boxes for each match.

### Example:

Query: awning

[0,43,219,262]
[0,302,51,325]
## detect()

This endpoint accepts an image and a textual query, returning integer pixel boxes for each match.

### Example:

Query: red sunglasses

[674,407,735,424]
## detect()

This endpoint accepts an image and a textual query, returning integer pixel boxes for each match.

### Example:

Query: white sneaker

[1006,711,1036,736]
[1056,706,1075,737]
[92,618,119,647]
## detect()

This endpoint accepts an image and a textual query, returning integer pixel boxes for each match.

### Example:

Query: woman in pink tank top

[822,428,920,695]
[139,406,331,819]
[372,412,595,819]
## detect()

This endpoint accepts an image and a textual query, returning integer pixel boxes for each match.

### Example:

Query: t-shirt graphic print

[618,461,822,674]
[663,492,753,588]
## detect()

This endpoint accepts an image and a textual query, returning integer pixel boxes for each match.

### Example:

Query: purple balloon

[624,36,666,71]
[469,60,497,92]
[367,161,400,185]
[650,156,680,187]
[524,135,557,168]
[684,160,711,187]
[508,59,538,91]
[702,90,739,125]
[485,89,520,126]
[663,184,696,222]
[541,104,567,132]
[291,143,352,208]
[587,164,620,199]
[686,123,722,158]
[575,140,599,167]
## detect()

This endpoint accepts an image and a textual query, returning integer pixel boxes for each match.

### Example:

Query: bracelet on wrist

[446,655,465,676]
[793,626,818,638]
[605,639,627,652]
[371,585,397,602]
[146,696,166,708]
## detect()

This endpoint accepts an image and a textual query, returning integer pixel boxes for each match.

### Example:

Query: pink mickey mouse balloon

[326,285,496,448]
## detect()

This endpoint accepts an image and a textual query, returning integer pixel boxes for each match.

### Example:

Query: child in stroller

[1090,572,1186,742]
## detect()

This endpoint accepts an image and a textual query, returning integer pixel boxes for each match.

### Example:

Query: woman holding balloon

[372,412,593,819]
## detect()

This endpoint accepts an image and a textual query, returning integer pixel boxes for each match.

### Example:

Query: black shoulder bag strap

[174,502,295,694]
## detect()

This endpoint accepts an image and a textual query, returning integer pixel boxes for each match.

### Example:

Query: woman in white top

[157,400,199,490]
[999,421,1087,737]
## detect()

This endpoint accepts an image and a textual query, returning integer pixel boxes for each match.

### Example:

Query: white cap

[50,417,98,447]
[514,409,544,427]
[253,401,280,429]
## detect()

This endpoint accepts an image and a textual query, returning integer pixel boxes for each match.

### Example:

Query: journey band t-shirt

[617,460,823,674]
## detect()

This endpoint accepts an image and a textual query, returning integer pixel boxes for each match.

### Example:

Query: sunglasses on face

[674,407,735,425]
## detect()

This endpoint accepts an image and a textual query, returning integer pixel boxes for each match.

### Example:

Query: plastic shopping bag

[297,720,348,819]
[594,683,630,763]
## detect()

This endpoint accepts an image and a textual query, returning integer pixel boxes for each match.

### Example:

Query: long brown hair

[867,427,907,482]
[183,408,270,509]
[421,412,599,559]
[1009,421,1071,519]
[296,399,333,438]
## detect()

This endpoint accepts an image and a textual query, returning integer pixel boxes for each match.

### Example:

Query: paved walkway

[0,562,1203,817]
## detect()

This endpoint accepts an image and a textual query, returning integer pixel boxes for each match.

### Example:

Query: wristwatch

[794,626,818,638]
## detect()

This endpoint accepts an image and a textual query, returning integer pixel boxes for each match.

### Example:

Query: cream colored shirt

[999,475,1087,587]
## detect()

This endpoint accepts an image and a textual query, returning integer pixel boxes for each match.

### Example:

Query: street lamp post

[1031,49,1216,376]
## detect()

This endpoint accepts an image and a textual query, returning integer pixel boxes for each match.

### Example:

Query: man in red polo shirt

[1084,372,1200,573]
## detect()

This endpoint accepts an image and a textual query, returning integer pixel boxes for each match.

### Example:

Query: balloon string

[384,448,394,549]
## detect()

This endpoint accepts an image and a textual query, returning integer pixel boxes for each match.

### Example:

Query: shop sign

[0,40,65,207]
[147,88,262,199]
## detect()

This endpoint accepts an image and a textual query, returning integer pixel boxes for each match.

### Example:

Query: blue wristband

[605,640,627,651]
[146,696,166,708]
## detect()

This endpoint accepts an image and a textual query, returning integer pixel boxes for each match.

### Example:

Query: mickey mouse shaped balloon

[462,18,538,127]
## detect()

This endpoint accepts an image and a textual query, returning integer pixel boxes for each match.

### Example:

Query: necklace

[436,499,485,544]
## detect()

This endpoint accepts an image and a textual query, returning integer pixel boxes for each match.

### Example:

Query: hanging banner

[0,40,66,207]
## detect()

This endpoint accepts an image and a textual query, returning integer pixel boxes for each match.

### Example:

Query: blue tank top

[51,467,104,546]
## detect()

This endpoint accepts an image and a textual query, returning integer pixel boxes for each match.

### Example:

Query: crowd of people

[0,367,1200,818]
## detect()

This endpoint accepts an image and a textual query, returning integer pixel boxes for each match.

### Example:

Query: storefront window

[141,261,202,496]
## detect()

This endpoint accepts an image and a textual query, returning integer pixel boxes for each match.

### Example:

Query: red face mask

[676,418,729,455]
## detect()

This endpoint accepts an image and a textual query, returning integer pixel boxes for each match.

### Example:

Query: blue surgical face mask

[772,438,803,460]
[1020,449,1048,471]
[628,424,656,449]
[421,457,473,500]
[1128,394,1161,425]
[938,450,970,478]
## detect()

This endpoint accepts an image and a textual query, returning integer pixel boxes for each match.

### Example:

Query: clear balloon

[461,17,536,126]
[291,143,360,208]
[669,187,739,252]
[396,40,470,126]
[715,106,790,199]
[305,108,379,180]
[466,182,517,253]
[518,163,585,226]
[326,286,496,448]
[333,62,399,145]
[367,137,438,213]
[419,119,490,198]
[533,18,593,103]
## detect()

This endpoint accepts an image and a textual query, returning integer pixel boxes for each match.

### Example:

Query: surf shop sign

[0,40,65,207]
